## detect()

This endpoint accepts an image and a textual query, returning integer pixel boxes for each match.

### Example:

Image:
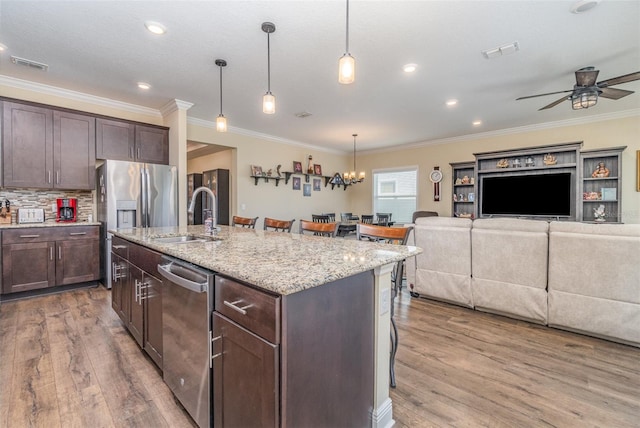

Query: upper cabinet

[2,101,95,190]
[96,118,169,165]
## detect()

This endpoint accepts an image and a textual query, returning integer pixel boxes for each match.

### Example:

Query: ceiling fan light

[263,92,276,114]
[571,90,598,110]
[216,114,227,132]
[339,54,355,84]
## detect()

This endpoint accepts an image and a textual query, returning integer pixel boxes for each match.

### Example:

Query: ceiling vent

[10,56,49,71]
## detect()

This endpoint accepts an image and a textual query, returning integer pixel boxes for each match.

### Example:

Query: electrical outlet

[51,203,57,213]
[380,288,390,315]
[241,204,246,211]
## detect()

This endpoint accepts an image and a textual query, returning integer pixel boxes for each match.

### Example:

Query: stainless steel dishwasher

[158,257,214,428]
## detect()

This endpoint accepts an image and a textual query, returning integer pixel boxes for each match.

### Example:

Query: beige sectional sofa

[407,217,640,347]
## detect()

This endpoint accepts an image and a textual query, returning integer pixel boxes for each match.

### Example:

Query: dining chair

[312,214,331,223]
[299,219,338,237]
[356,223,413,388]
[232,215,258,229]
[263,217,295,232]
[375,213,392,226]
[411,210,438,223]
[360,215,374,224]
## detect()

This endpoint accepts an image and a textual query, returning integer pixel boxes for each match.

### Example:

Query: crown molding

[0,74,162,117]
[160,99,194,117]
[364,108,640,155]
[187,116,345,155]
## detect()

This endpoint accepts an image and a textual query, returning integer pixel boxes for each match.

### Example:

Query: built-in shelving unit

[580,147,625,223]
[450,161,476,218]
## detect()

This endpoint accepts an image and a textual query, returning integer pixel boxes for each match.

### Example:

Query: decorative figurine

[469,177,475,185]
[497,159,509,168]
[512,158,522,168]
[525,156,535,167]
[455,178,463,185]
[543,153,557,165]
[593,204,606,222]
[453,194,458,202]
[592,162,610,178]
[276,164,282,177]
[307,155,314,174]
[266,169,272,177]
[461,175,470,184]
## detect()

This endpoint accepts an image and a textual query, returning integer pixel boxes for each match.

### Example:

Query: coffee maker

[56,198,77,222]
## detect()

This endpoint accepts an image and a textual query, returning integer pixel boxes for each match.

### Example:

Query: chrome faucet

[188,186,217,233]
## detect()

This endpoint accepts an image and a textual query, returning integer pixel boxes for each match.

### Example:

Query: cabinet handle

[50,247,53,261]
[56,171,60,184]
[210,331,222,368]
[134,279,139,303]
[223,299,252,315]
[58,247,62,260]
[20,234,40,238]
[70,232,87,236]
[112,263,118,283]
[130,146,134,159]
[138,282,151,301]
[112,245,126,249]
[48,171,52,184]
[137,147,141,159]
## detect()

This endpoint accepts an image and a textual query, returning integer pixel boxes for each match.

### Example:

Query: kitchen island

[111,225,421,428]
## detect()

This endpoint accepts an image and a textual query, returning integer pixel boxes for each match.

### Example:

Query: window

[373,167,417,224]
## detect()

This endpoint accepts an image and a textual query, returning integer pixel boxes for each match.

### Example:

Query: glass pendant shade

[339,54,355,84]
[263,92,276,114]
[571,90,598,110]
[216,114,227,132]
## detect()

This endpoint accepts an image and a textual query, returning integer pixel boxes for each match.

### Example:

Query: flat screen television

[480,172,572,217]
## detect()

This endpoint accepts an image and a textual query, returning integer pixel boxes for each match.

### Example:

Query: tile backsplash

[1,189,94,223]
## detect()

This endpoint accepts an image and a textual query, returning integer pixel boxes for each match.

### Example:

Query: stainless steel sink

[153,235,219,244]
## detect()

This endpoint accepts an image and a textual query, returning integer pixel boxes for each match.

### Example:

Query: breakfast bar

[111,225,421,428]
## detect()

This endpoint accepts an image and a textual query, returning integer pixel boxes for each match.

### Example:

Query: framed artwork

[251,165,262,176]
[303,183,311,196]
[313,178,321,191]
[637,151,640,192]
[314,164,322,176]
[292,176,301,190]
[293,161,303,173]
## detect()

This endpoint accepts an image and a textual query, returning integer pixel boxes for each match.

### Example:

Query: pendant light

[343,134,365,184]
[262,22,276,114]
[338,0,355,84]
[215,59,228,132]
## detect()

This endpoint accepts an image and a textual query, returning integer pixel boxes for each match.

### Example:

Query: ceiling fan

[516,67,640,111]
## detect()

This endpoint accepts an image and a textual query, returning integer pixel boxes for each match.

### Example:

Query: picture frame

[303,183,311,196]
[637,150,640,192]
[601,188,617,201]
[314,164,322,176]
[293,161,303,173]
[313,178,321,191]
[292,176,301,190]
[251,165,262,176]
[468,192,475,202]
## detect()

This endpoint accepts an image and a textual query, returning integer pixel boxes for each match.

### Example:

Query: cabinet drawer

[3,226,99,244]
[129,242,162,276]
[55,226,99,240]
[111,236,130,259]
[215,276,281,344]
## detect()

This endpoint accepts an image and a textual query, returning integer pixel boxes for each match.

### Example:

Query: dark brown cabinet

[1,226,100,294]
[112,239,163,368]
[2,101,95,190]
[212,312,279,428]
[96,118,169,165]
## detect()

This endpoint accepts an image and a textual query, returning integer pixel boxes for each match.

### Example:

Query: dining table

[337,220,396,237]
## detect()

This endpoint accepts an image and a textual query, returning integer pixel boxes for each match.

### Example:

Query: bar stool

[360,215,374,224]
[356,223,413,388]
[232,216,258,229]
[312,214,331,223]
[263,217,295,232]
[299,220,338,237]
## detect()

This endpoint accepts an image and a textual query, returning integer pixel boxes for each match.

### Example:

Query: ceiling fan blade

[539,96,570,111]
[516,89,573,100]
[599,87,634,100]
[575,68,599,86]
[597,71,640,87]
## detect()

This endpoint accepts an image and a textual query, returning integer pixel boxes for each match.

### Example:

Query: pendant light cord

[219,65,223,115]
[267,32,271,93]
[353,133,357,172]
[345,0,350,54]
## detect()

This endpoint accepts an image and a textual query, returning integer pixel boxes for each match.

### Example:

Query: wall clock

[429,167,442,201]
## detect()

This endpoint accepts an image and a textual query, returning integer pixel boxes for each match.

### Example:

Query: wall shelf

[251,175,282,186]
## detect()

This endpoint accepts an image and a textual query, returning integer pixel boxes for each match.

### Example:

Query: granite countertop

[0,221,101,229]
[111,225,422,295]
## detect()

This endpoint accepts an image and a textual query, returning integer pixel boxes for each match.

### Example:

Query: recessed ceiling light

[0,43,7,52]
[403,63,417,73]
[137,82,151,90]
[145,21,166,35]
[446,99,458,107]
[570,0,600,13]
[472,120,482,126]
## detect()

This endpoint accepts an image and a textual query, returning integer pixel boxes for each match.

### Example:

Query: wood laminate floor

[1,286,638,427]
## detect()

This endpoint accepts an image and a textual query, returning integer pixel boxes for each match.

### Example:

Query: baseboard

[371,397,395,428]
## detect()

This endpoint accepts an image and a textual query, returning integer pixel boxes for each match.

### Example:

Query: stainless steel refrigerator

[97,160,178,288]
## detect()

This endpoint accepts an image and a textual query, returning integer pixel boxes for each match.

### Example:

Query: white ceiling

[1,1,639,153]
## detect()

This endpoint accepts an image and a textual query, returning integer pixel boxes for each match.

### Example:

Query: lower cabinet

[1,226,99,294]
[212,312,279,427]
[111,239,163,369]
